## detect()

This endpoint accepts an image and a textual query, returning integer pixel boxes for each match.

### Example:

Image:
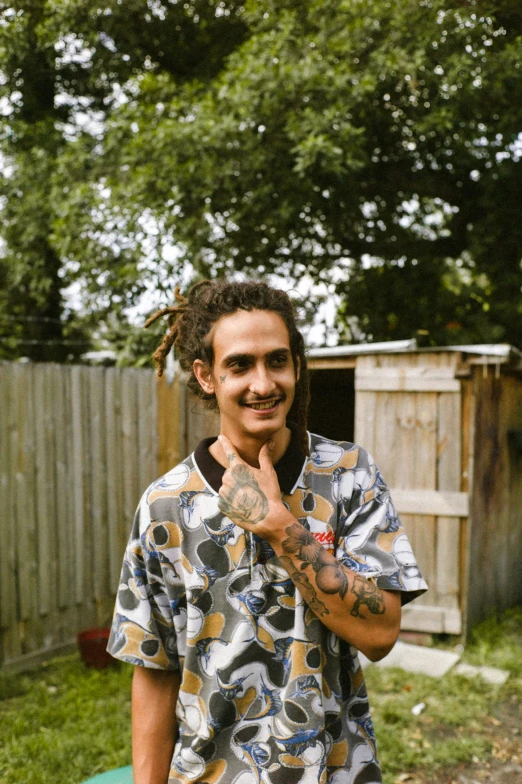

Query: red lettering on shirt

[313,531,335,545]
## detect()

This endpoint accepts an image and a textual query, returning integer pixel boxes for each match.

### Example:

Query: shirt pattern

[108,433,428,784]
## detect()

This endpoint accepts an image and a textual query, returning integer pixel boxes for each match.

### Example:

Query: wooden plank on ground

[1,640,78,674]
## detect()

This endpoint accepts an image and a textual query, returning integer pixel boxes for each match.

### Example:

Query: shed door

[355,353,468,634]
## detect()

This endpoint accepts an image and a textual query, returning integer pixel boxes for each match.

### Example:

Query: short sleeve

[335,447,428,605]
[107,490,181,669]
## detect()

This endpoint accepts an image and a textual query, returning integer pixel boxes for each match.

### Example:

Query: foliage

[0,0,246,360]
[62,0,521,346]
[1,1,522,360]
[0,608,520,783]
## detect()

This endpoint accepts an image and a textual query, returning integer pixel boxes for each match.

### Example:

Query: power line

[0,314,69,324]
[1,338,92,345]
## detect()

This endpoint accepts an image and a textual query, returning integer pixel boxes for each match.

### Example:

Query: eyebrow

[222,348,291,366]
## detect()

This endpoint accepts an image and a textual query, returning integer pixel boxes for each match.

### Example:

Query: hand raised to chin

[217,434,287,537]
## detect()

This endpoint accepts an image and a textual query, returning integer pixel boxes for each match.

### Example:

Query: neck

[210,426,292,468]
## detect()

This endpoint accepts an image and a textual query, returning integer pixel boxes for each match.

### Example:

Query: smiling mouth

[243,398,283,410]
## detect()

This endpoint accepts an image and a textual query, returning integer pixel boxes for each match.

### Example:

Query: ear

[294,355,301,382]
[193,359,215,395]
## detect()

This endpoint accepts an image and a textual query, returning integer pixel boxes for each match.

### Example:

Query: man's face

[196,309,298,444]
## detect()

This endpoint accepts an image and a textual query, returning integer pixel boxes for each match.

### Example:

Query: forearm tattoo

[279,556,329,617]
[282,523,349,599]
[281,522,386,619]
[218,464,269,525]
[350,575,386,619]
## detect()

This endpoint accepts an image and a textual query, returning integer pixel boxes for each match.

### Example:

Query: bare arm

[270,522,401,661]
[132,667,181,784]
[217,435,401,661]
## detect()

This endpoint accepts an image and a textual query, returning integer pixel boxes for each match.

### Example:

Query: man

[108,280,427,784]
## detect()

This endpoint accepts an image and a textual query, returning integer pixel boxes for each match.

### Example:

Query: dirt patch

[395,698,522,784]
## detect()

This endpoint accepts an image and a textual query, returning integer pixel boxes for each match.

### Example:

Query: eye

[271,354,288,366]
[230,358,250,371]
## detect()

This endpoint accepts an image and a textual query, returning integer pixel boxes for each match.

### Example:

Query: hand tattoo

[218,463,269,525]
[282,523,348,600]
[350,576,386,619]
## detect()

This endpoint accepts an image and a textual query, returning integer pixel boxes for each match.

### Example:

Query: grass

[0,657,133,784]
[0,608,520,784]
[367,607,522,783]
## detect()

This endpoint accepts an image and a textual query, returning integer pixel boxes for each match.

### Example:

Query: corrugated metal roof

[307,340,521,360]
[307,339,416,357]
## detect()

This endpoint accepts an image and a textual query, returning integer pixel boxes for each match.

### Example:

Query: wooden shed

[306,340,522,638]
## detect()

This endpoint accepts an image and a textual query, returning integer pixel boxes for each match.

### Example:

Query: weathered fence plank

[0,364,172,671]
[71,366,85,606]
[90,368,108,609]
[0,365,18,661]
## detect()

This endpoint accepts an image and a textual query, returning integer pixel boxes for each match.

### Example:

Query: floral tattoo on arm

[282,523,349,599]
[218,464,269,525]
[281,522,386,619]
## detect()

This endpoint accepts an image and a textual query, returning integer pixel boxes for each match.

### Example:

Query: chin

[243,418,286,440]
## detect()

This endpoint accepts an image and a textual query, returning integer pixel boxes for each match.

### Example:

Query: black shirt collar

[193,424,307,495]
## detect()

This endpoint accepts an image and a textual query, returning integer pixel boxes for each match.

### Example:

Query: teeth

[249,401,277,410]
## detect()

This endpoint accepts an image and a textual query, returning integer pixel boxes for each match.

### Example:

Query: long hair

[145,280,310,455]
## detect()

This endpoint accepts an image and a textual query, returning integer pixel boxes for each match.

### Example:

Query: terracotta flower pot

[77,627,114,669]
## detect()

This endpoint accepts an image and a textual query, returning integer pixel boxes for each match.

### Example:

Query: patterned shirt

[108,430,428,784]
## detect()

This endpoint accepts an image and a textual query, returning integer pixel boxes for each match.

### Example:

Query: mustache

[241,393,286,405]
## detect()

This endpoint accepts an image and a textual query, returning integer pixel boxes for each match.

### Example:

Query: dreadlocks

[145,280,310,456]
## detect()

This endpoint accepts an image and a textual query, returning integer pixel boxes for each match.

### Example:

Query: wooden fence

[0,362,218,672]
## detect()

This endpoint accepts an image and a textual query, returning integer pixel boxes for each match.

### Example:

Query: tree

[0,0,247,360]
[59,0,521,347]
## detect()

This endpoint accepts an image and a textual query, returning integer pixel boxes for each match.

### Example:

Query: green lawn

[0,655,133,784]
[0,608,520,784]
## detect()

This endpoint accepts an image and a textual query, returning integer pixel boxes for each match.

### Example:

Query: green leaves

[1,0,521,359]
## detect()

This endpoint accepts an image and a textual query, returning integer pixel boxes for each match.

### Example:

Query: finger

[258,440,276,473]
[218,434,240,465]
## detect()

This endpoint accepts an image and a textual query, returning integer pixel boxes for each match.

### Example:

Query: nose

[250,364,277,397]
